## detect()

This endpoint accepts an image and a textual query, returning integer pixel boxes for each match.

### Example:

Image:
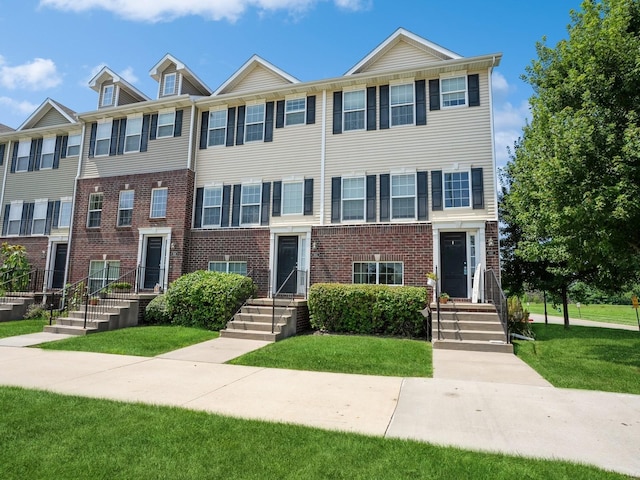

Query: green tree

[0,242,32,292]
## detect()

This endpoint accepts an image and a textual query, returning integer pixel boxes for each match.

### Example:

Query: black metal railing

[485,269,509,343]
[271,267,307,334]
[0,268,42,304]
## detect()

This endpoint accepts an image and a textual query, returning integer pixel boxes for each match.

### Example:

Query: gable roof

[345,27,462,75]
[0,123,15,134]
[88,66,150,102]
[149,53,212,96]
[17,98,77,131]
[213,55,300,96]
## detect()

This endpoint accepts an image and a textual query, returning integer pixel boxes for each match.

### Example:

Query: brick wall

[485,221,500,282]
[0,236,49,272]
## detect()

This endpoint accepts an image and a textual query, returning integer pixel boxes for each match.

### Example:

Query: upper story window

[87,193,103,228]
[208,110,227,147]
[163,73,177,96]
[390,84,414,126]
[40,137,55,169]
[245,104,265,142]
[95,121,112,156]
[343,90,365,131]
[202,186,222,227]
[124,116,142,153]
[7,201,22,235]
[150,188,168,218]
[441,76,466,108]
[444,171,470,208]
[58,200,72,228]
[157,111,176,138]
[240,184,261,225]
[66,134,81,157]
[282,182,303,215]
[118,190,134,227]
[31,200,47,235]
[102,85,115,107]
[342,177,365,221]
[16,140,30,172]
[285,98,306,126]
[391,174,416,219]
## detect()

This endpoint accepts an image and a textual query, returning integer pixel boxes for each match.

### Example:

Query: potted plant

[426,272,438,288]
[439,292,450,304]
[99,287,111,299]
[89,296,100,306]
[111,282,132,292]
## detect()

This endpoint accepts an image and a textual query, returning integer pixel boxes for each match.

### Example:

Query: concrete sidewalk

[529,313,638,331]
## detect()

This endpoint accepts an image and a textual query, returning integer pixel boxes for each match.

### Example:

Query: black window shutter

[276,100,285,129]
[304,178,314,215]
[261,182,271,225]
[116,119,126,155]
[60,135,68,160]
[272,181,282,217]
[468,74,480,107]
[34,138,44,171]
[264,102,274,143]
[45,201,54,234]
[429,79,440,111]
[431,170,443,210]
[52,200,61,228]
[231,184,241,226]
[110,119,120,156]
[53,136,62,169]
[226,107,236,147]
[379,85,389,129]
[331,177,341,223]
[20,202,32,236]
[140,114,150,152]
[379,174,390,221]
[1,204,9,236]
[415,80,427,125]
[28,139,38,171]
[194,187,204,228]
[199,112,209,150]
[471,167,484,209]
[306,95,316,125]
[10,142,18,173]
[221,185,231,227]
[236,106,245,146]
[332,91,342,134]
[366,174,376,222]
[367,86,377,131]
[174,109,183,137]
[25,203,34,235]
[0,144,5,166]
[88,122,97,158]
[417,171,428,220]
[150,114,158,140]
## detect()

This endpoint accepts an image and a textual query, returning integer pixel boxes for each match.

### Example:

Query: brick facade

[0,236,50,272]
[484,220,500,281]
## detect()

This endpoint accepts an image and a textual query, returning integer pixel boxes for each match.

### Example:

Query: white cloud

[0,55,62,90]
[0,96,40,117]
[493,100,530,167]
[491,71,510,100]
[120,67,139,84]
[40,0,365,22]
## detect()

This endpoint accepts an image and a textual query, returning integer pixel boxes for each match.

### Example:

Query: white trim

[88,66,150,101]
[269,226,312,296]
[137,227,172,291]
[149,53,212,95]
[320,90,326,225]
[213,54,300,96]
[17,98,77,131]
[489,65,499,221]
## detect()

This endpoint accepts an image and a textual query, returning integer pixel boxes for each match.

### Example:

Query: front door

[51,243,67,289]
[144,237,163,289]
[276,236,298,294]
[440,232,467,298]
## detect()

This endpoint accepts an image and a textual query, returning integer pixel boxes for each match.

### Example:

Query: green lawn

[229,334,432,377]
[0,317,49,339]
[37,325,218,357]
[0,387,628,480]
[514,324,640,394]
[527,303,639,327]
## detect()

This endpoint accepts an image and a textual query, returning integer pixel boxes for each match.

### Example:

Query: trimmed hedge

[308,283,428,338]
[164,271,256,330]
[144,294,170,325]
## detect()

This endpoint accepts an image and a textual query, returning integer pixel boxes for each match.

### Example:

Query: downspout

[189,100,198,230]
[0,140,11,223]
[319,89,327,225]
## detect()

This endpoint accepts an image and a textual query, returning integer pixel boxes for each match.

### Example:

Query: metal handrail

[484,269,509,343]
[0,268,41,301]
[271,266,299,334]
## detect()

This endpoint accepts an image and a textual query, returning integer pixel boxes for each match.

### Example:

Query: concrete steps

[220,298,299,342]
[43,298,140,336]
[0,296,35,322]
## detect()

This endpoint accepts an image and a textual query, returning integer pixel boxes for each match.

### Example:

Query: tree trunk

[561,284,570,329]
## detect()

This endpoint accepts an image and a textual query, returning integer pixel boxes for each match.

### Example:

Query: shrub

[508,296,533,338]
[164,271,256,330]
[308,283,427,338]
[145,294,171,324]
[24,303,47,319]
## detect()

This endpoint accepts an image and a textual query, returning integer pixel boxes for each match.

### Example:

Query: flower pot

[427,278,436,288]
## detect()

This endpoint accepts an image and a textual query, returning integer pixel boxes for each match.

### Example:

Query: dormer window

[163,73,177,96]
[102,85,114,107]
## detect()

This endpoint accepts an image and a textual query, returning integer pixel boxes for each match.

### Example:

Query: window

[40,138,55,169]
[202,187,222,227]
[343,90,365,131]
[7,202,22,235]
[282,182,303,215]
[390,84,414,126]
[444,172,470,208]
[470,234,477,282]
[88,260,120,295]
[87,193,103,228]
[157,111,175,138]
[208,110,227,147]
[102,85,114,107]
[118,190,134,227]
[391,174,416,219]
[150,188,168,218]
[441,76,466,107]
[208,261,247,275]
[245,104,265,142]
[31,200,47,235]
[16,140,30,172]
[58,200,72,228]
[163,73,177,96]
[342,177,365,221]
[124,117,142,153]
[66,134,81,157]
[353,262,403,285]
[95,121,112,156]
[285,98,306,126]
[240,184,261,225]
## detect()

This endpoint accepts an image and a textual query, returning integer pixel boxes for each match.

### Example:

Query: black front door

[144,237,163,289]
[276,236,298,294]
[440,232,467,298]
[51,243,67,289]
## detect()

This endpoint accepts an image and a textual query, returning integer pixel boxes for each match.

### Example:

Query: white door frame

[269,226,311,296]
[137,227,172,291]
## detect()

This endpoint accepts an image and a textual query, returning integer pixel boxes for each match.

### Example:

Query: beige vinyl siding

[159,65,178,97]
[181,77,202,96]
[98,81,115,108]
[34,109,69,129]
[118,89,139,106]
[364,41,446,73]
[230,66,293,94]
[80,106,193,179]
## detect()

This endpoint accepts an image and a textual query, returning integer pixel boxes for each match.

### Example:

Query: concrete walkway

[530,313,639,331]
[0,333,639,476]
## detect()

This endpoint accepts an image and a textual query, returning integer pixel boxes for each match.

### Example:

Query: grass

[0,387,629,480]
[514,324,640,394]
[37,325,218,357]
[0,317,49,339]
[527,303,639,327]
[229,334,432,377]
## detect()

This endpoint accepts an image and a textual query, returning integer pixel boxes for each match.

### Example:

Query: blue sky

[0,0,579,166]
